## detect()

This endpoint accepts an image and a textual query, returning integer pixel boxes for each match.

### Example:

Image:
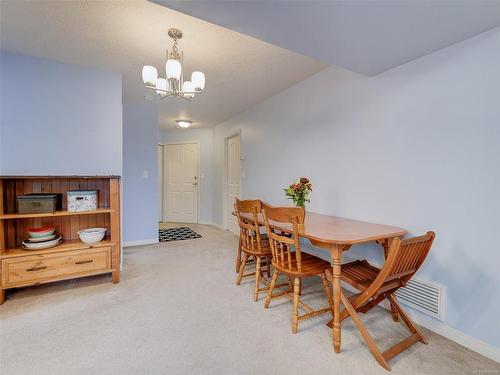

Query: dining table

[236,210,408,354]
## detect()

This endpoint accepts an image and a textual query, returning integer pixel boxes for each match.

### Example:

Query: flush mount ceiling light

[142,28,205,102]
[176,120,192,129]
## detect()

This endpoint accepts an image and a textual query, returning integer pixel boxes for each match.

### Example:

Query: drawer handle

[26,266,47,272]
[75,260,93,265]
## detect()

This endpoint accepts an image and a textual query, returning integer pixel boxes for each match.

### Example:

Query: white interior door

[157,145,164,222]
[227,135,241,234]
[165,143,199,223]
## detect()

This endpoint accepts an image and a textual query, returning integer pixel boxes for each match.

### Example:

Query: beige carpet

[1,224,498,374]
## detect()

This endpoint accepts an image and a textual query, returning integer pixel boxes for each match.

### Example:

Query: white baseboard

[408,311,500,363]
[212,222,225,230]
[198,220,225,230]
[341,283,500,363]
[123,238,159,247]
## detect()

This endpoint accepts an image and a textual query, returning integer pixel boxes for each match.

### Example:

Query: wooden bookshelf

[0,176,121,304]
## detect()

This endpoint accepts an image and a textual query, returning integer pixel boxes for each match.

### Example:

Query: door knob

[193,182,198,186]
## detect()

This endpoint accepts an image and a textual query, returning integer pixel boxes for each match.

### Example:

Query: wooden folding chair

[235,199,274,301]
[336,231,435,370]
[262,205,334,334]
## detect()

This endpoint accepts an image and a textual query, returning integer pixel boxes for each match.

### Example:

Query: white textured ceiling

[159,0,500,75]
[0,0,326,128]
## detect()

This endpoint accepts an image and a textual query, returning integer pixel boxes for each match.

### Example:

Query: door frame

[160,141,201,223]
[157,144,164,222]
[223,131,242,231]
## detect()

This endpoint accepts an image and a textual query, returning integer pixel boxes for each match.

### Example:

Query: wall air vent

[396,278,445,321]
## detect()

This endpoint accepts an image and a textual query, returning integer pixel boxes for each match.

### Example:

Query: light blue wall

[0,52,122,175]
[213,29,500,351]
[0,52,158,247]
[161,127,213,223]
[122,103,159,243]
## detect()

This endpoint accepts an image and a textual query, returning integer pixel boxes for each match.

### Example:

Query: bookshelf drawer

[1,248,111,288]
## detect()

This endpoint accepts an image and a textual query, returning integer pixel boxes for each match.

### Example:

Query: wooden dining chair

[234,199,274,302]
[262,205,334,334]
[336,231,436,370]
[234,201,271,274]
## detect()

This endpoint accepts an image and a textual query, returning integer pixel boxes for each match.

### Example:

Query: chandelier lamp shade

[166,59,181,80]
[142,28,205,101]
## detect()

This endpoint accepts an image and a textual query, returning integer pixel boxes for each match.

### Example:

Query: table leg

[331,245,343,353]
[378,238,399,322]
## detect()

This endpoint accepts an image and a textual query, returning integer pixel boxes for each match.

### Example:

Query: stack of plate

[22,227,62,250]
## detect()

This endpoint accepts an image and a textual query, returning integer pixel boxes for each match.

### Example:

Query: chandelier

[142,28,205,101]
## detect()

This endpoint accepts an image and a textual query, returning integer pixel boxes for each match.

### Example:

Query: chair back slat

[387,232,435,281]
[360,232,435,299]
[236,199,262,214]
[234,199,266,255]
[262,205,305,273]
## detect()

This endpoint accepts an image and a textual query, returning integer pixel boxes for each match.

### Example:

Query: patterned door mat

[159,227,202,242]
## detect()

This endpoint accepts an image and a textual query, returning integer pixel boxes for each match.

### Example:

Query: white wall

[0,52,122,175]
[160,127,214,224]
[212,29,500,355]
[122,103,159,244]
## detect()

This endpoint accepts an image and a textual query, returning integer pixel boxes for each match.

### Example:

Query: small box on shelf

[67,190,98,212]
[16,193,62,214]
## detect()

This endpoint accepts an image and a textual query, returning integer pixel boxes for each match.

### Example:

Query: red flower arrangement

[284,177,312,207]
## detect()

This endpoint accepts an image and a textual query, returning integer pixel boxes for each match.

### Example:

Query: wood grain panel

[1,177,114,248]
[86,179,97,228]
[32,179,41,193]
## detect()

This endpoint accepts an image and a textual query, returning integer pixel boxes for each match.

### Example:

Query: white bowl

[77,228,107,244]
